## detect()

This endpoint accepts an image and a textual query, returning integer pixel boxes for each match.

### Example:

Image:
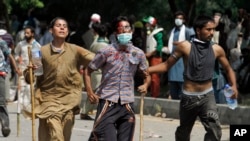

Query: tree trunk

[168,0,177,16]
[186,0,196,26]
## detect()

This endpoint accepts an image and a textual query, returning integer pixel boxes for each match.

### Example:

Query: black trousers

[175,90,222,141]
[89,99,135,141]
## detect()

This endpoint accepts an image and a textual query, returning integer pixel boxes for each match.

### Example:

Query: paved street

[1,102,230,141]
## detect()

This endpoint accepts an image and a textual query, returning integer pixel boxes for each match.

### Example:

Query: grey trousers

[175,90,222,141]
[0,76,10,128]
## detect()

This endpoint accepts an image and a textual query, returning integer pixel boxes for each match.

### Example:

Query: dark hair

[97,23,108,37]
[49,17,68,28]
[174,10,186,20]
[111,16,130,32]
[92,22,100,33]
[193,15,215,32]
[105,22,113,38]
[24,25,35,34]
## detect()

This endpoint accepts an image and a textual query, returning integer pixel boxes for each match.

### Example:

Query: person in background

[0,20,15,102]
[90,23,109,53]
[84,16,151,141]
[15,21,29,45]
[10,15,20,38]
[80,23,109,120]
[212,11,227,104]
[23,17,94,141]
[165,11,195,100]
[82,13,101,50]
[132,21,145,51]
[67,17,85,47]
[148,15,238,141]
[38,21,53,46]
[0,37,21,137]
[15,26,41,109]
[132,21,146,89]
[143,16,163,98]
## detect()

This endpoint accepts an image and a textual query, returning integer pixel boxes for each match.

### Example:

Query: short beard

[25,37,32,42]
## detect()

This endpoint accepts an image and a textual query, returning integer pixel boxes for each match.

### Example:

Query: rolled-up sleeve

[139,53,148,71]
[88,51,106,70]
[77,46,95,67]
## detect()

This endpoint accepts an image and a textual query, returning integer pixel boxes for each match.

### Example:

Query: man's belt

[0,71,7,76]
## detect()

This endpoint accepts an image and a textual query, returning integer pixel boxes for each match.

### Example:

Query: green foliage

[196,0,238,19]
[5,0,248,34]
[18,0,43,9]
[6,0,44,10]
[2,0,11,14]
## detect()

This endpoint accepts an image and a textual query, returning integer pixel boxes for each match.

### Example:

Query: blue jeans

[212,78,226,104]
[0,76,10,128]
[213,88,226,104]
[175,90,222,141]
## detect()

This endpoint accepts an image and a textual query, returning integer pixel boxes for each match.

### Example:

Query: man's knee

[207,110,219,122]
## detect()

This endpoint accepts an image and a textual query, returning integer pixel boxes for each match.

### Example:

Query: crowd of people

[0,6,249,141]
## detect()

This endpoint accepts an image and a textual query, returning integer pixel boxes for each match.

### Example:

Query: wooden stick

[17,76,21,137]
[28,46,36,141]
[140,94,144,141]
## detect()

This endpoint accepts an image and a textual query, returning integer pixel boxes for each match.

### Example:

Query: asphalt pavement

[1,102,230,141]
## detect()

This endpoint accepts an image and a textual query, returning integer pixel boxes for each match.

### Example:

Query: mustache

[25,36,32,39]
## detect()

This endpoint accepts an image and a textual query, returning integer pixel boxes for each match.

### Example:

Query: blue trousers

[169,81,183,100]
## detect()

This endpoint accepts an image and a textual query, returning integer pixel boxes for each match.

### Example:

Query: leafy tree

[4,0,249,42]
[6,0,44,10]
[0,0,10,31]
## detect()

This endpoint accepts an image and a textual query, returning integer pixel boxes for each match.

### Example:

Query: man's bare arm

[83,67,99,104]
[148,55,177,74]
[137,69,151,95]
[216,45,238,98]
[148,40,187,74]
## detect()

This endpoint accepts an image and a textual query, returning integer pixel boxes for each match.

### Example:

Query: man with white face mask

[165,11,195,100]
[84,16,151,141]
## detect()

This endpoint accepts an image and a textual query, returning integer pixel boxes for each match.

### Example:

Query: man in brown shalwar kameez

[24,17,94,141]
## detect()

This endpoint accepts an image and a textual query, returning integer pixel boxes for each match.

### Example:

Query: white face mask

[117,33,132,45]
[175,19,183,26]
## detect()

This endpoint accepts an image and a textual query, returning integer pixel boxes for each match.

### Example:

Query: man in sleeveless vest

[148,15,238,141]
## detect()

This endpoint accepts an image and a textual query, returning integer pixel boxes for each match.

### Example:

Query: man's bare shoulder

[177,40,191,51]
[179,40,191,46]
[212,43,225,57]
[212,43,223,50]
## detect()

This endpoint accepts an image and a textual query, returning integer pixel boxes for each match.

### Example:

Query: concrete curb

[134,96,250,125]
[82,92,250,125]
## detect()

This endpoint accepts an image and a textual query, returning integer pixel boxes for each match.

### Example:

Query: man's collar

[193,38,206,44]
[114,42,132,53]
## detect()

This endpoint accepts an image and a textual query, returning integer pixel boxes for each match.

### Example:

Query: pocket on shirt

[128,56,139,65]
[128,58,139,73]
